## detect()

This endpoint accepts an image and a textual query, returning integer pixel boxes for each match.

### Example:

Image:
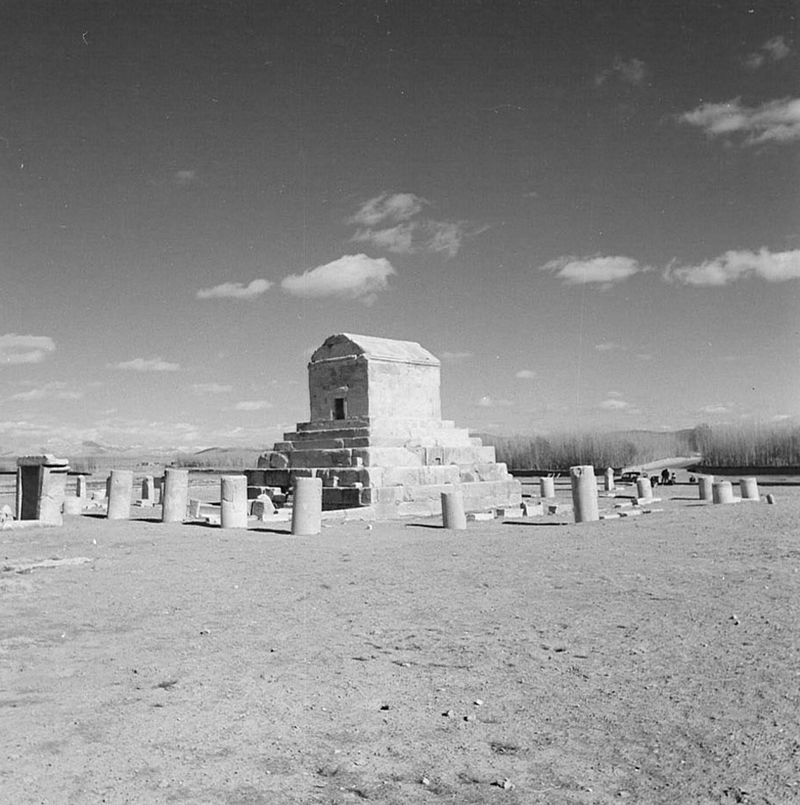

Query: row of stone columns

[697,475,760,503]
[100,469,325,535]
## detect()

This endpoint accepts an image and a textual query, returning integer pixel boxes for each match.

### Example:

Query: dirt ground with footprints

[2,479,799,804]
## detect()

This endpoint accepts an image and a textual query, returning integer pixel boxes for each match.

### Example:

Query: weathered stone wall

[308,357,369,422]
[367,360,441,421]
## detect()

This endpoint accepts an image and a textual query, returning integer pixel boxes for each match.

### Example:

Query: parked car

[619,471,642,483]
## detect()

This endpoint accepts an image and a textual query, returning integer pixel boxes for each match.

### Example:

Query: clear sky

[1,1,798,454]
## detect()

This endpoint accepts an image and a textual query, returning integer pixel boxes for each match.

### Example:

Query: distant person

[650,475,659,488]
[661,468,670,485]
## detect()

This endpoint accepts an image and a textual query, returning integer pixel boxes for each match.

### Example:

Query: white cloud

[679,97,800,145]
[348,193,474,258]
[699,404,731,415]
[174,169,197,186]
[635,353,654,361]
[595,56,648,87]
[599,398,630,410]
[745,36,791,69]
[541,255,644,286]
[348,192,426,226]
[113,357,180,372]
[440,351,474,361]
[595,341,623,352]
[281,254,395,303]
[234,400,272,411]
[478,395,513,408]
[10,382,83,401]
[197,278,272,300]
[665,248,800,286]
[515,369,536,379]
[192,383,233,394]
[0,334,56,365]
[607,390,623,398]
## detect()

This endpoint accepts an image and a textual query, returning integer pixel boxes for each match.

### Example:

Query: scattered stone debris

[492,777,514,790]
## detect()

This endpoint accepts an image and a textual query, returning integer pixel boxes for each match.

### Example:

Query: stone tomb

[16,455,70,526]
[247,333,521,518]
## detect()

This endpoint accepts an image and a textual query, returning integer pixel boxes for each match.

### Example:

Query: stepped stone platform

[246,333,521,518]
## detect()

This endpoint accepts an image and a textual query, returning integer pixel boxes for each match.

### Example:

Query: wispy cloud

[699,403,731,415]
[174,169,197,186]
[515,369,536,379]
[113,357,181,372]
[0,334,56,365]
[349,192,475,257]
[595,342,623,352]
[440,351,474,362]
[192,383,233,394]
[679,97,800,145]
[599,397,630,410]
[665,248,800,286]
[197,278,272,300]
[281,254,395,304]
[540,255,645,286]
[349,192,427,226]
[595,56,648,87]
[478,395,513,408]
[9,381,83,401]
[234,400,272,411]
[744,36,791,69]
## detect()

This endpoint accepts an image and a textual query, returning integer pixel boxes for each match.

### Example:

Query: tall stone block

[107,470,133,520]
[539,477,555,498]
[636,477,653,501]
[291,477,322,535]
[141,475,156,506]
[220,475,248,529]
[16,455,69,525]
[76,475,87,499]
[604,467,615,492]
[570,465,599,523]
[162,468,189,523]
[441,489,467,530]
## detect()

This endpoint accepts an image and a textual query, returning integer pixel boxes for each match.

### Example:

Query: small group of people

[652,468,677,487]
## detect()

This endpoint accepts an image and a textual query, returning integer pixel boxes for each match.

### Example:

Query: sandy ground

[2,482,799,804]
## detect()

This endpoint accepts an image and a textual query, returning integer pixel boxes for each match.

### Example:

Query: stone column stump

[220,475,248,529]
[291,477,322,536]
[570,465,599,523]
[107,470,133,520]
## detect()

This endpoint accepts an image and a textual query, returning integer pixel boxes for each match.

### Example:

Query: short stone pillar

[441,489,467,530]
[76,475,87,499]
[539,477,555,498]
[141,475,156,507]
[698,475,714,502]
[570,465,599,523]
[107,470,133,520]
[220,475,248,529]
[291,476,322,536]
[712,480,735,504]
[739,477,759,501]
[16,455,70,525]
[105,475,112,500]
[604,467,615,492]
[161,468,189,523]
[636,477,653,501]
[766,494,776,505]
[252,494,275,521]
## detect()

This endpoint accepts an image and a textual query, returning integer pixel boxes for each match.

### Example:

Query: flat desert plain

[2,485,799,804]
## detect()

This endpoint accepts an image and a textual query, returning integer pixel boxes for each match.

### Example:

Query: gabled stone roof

[310,333,440,366]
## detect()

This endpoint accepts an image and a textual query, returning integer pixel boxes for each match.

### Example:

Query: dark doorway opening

[334,398,346,420]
